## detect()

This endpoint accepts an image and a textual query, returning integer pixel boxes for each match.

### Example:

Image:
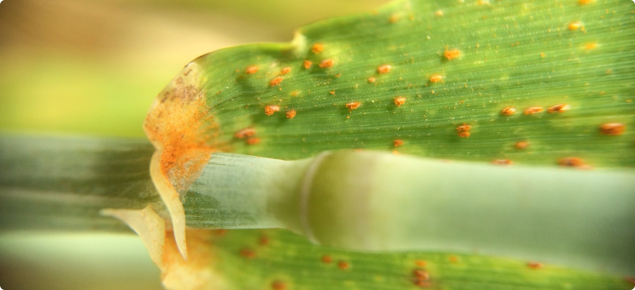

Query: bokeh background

[0,0,389,289]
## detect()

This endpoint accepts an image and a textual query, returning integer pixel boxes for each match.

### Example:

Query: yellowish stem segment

[149,152,188,260]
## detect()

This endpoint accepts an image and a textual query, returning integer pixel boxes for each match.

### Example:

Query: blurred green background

[0,0,388,289]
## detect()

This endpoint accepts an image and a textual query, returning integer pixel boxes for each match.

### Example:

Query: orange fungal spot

[415,260,427,267]
[568,21,583,30]
[338,261,350,270]
[600,123,625,136]
[524,107,544,115]
[435,10,444,16]
[280,67,291,75]
[245,65,259,74]
[235,127,256,139]
[444,49,461,60]
[270,77,283,86]
[585,43,598,50]
[515,141,529,149]
[272,281,287,290]
[493,159,513,165]
[246,137,261,145]
[312,43,324,54]
[449,255,459,263]
[319,59,334,68]
[501,107,516,116]
[303,60,312,69]
[377,64,392,74]
[368,77,376,83]
[330,90,336,95]
[240,248,256,258]
[558,157,586,168]
[456,124,471,132]
[265,105,280,116]
[286,109,297,119]
[579,0,593,4]
[394,96,406,107]
[144,64,219,258]
[547,104,570,113]
[346,101,361,112]
[259,235,270,246]
[394,139,404,147]
[429,74,444,83]
[322,255,333,264]
[458,131,470,138]
[527,262,543,269]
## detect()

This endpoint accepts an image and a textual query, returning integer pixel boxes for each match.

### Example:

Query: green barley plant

[1,0,635,289]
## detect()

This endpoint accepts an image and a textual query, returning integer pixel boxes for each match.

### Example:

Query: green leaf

[177,228,633,290]
[148,0,635,170]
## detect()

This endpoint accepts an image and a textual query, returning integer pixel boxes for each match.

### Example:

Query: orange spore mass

[312,43,324,54]
[319,59,334,68]
[600,123,625,136]
[444,49,461,60]
[394,96,406,107]
[377,64,392,74]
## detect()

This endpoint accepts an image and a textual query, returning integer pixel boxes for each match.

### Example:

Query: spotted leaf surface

[153,0,635,168]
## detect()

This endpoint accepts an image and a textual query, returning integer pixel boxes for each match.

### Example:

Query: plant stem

[186,150,635,275]
[0,136,160,232]
[2,136,633,275]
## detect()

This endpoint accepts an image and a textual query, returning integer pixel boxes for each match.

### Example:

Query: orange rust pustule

[265,105,280,116]
[444,49,461,60]
[246,137,261,145]
[515,141,529,149]
[394,139,404,147]
[270,77,284,86]
[240,248,256,258]
[558,157,587,168]
[160,230,227,289]
[322,255,333,264]
[338,261,350,270]
[235,127,256,139]
[527,261,543,269]
[394,96,406,107]
[412,268,431,288]
[245,65,259,74]
[501,107,516,116]
[280,67,292,75]
[320,59,334,68]
[144,76,218,193]
[346,102,361,112]
[377,64,392,74]
[429,74,443,83]
[600,123,625,135]
[311,43,324,54]
[272,281,287,290]
[259,235,270,246]
[493,159,513,165]
[547,104,570,113]
[524,106,544,115]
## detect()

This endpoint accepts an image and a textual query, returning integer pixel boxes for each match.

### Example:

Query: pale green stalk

[185,150,635,275]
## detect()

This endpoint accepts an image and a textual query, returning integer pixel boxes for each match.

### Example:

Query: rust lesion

[160,229,229,290]
[143,62,220,260]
